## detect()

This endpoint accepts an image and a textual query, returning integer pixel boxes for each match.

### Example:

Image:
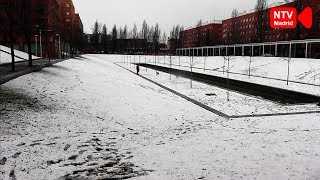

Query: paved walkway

[0,58,65,85]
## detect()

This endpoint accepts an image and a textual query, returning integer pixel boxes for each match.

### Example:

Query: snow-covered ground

[114,54,320,96]
[1,54,320,179]
[0,45,39,65]
[118,62,320,117]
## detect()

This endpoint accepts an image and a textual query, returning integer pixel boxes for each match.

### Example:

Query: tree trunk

[227,58,230,101]
[249,56,252,78]
[26,33,32,67]
[287,60,290,85]
[9,23,15,72]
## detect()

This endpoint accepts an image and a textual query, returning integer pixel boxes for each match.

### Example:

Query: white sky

[73,0,280,34]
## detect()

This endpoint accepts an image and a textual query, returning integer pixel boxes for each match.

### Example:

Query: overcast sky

[73,0,280,35]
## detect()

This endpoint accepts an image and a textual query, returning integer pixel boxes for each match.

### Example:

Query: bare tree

[189,56,194,88]
[102,25,108,53]
[223,47,236,101]
[4,1,18,71]
[254,0,268,43]
[111,25,118,53]
[161,32,167,44]
[92,20,102,53]
[132,24,138,54]
[123,25,128,39]
[196,19,203,27]
[141,20,149,52]
[119,27,124,38]
[147,26,154,42]
[141,20,148,39]
[153,23,161,55]
[203,56,207,71]
[18,0,33,66]
[230,9,239,45]
[281,45,293,85]
[132,24,138,39]
[187,55,202,88]
[242,56,253,78]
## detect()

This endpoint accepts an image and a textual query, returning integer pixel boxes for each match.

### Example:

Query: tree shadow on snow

[0,86,53,113]
[49,64,71,71]
[36,69,65,78]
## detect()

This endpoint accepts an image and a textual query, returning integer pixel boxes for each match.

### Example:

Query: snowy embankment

[109,54,320,96]
[0,45,39,65]
[118,62,320,117]
[1,54,320,179]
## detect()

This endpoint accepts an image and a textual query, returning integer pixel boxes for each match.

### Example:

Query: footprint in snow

[64,144,71,151]
[12,152,21,159]
[0,157,7,165]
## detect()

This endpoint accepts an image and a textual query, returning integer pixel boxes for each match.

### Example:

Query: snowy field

[1,54,320,179]
[118,62,320,117]
[0,45,39,65]
[114,54,320,96]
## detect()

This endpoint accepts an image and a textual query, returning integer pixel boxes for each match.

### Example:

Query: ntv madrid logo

[270,7,312,29]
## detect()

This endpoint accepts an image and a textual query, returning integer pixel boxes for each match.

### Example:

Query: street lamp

[35,35,38,57]
[35,25,42,59]
[56,34,61,59]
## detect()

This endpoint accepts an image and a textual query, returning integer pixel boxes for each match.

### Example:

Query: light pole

[35,35,38,57]
[39,29,42,59]
[56,34,61,59]
[35,25,43,61]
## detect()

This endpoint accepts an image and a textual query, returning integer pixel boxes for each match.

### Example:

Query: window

[66,19,70,22]
[66,3,70,7]
[66,12,70,15]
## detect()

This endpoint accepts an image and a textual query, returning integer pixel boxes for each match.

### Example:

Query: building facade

[222,0,320,44]
[0,0,83,59]
[179,23,222,48]
[177,0,320,58]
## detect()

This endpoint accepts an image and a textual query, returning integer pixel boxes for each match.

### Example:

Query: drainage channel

[136,63,320,105]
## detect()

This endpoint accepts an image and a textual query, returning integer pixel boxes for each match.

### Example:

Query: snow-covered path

[1,54,320,179]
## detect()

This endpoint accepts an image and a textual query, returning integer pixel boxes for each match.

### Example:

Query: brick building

[222,0,320,44]
[178,0,320,58]
[180,23,222,48]
[0,0,83,59]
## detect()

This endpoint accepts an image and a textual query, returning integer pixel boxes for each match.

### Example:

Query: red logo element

[270,7,312,29]
[298,7,312,29]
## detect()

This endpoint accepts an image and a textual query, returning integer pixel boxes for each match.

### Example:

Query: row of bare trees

[90,20,186,54]
[1,0,79,72]
[1,0,33,71]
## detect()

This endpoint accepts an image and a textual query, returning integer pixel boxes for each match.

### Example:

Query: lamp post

[56,34,61,59]
[40,29,42,59]
[35,25,43,61]
[35,35,38,57]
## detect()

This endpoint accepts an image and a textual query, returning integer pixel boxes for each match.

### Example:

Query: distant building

[83,34,148,54]
[222,0,320,44]
[179,23,222,48]
[177,0,320,58]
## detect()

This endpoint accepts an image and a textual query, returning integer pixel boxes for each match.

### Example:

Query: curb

[0,59,66,85]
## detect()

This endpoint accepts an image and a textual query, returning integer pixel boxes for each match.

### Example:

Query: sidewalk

[0,58,65,85]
